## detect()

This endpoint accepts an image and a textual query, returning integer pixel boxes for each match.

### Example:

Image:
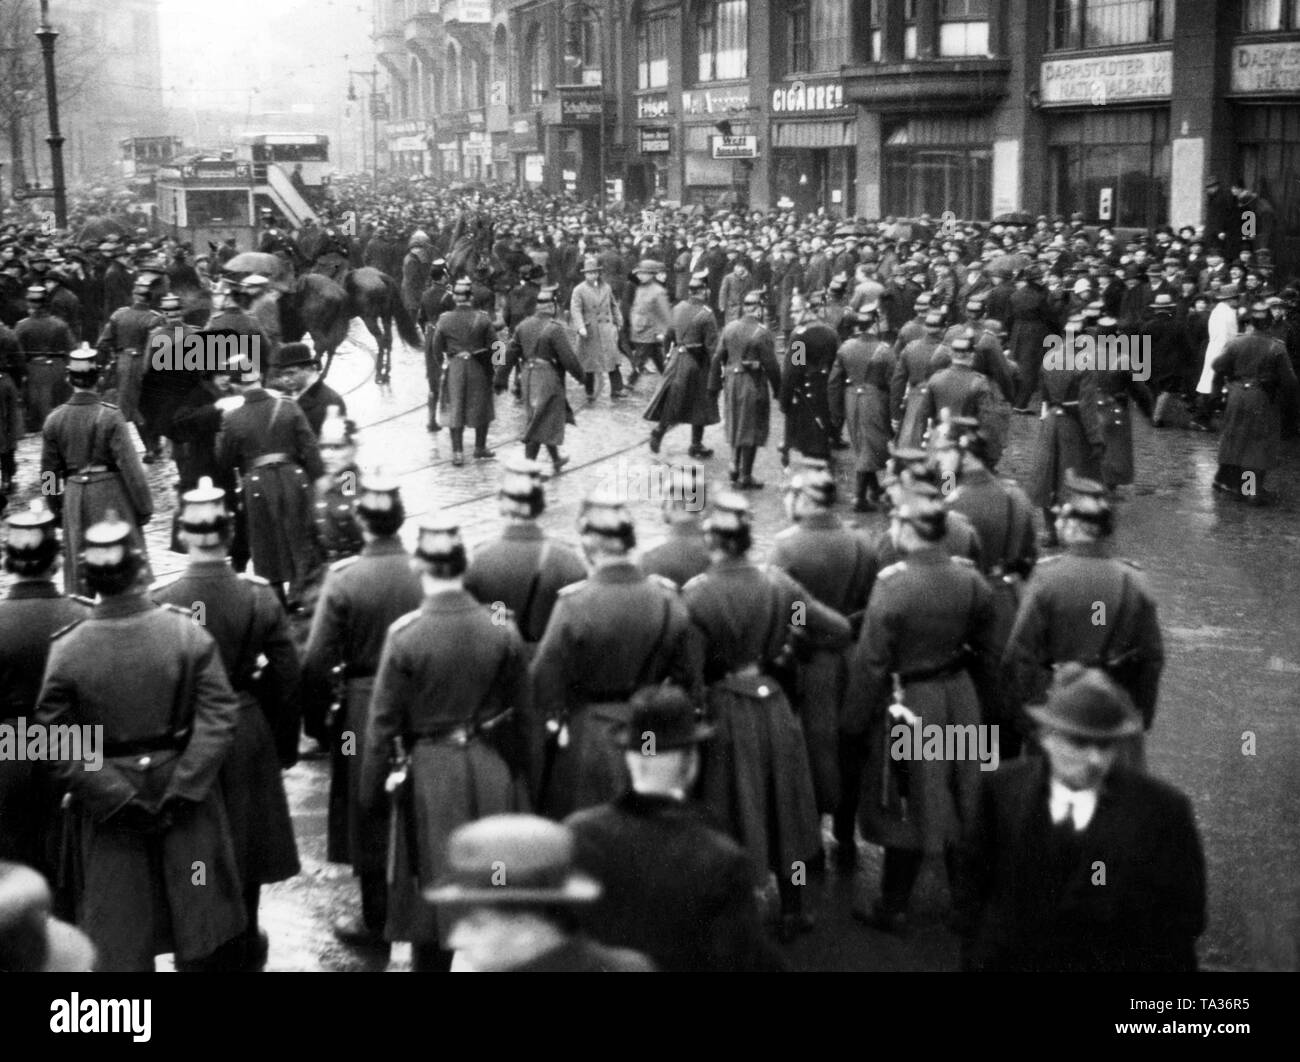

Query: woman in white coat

[1193,284,1239,430]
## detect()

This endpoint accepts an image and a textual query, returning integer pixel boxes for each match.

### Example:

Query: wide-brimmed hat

[1025,664,1143,741]
[617,685,715,751]
[1215,284,1239,300]
[634,258,664,275]
[581,255,601,273]
[0,861,96,972]
[274,341,317,369]
[1149,292,1177,312]
[423,815,601,906]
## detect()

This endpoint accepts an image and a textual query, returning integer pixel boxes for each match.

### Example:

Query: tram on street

[154,154,261,253]
[235,132,334,203]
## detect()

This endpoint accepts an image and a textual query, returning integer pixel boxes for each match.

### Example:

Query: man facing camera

[954,665,1206,972]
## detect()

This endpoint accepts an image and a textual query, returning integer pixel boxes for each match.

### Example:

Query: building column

[1169,0,1235,230]
[749,0,772,212]
[855,108,881,219]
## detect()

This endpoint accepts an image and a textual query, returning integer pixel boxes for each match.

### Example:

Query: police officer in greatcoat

[781,291,840,466]
[770,460,878,868]
[639,463,712,588]
[872,447,983,568]
[530,489,701,820]
[35,513,246,972]
[96,277,165,457]
[139,293,198,464]
[16,285,75,429]
[301,472,423,950]
[430,277,497,465]
[100,241,135,318]
[152,478,301,971]
[463,458,587,658]
[215,353,323,609]
[495,285,585,474]
[709,288,782,489]
[309,407,364,577]
[0,501,91,881]
[644,269,720,459]
[683,492,850,941]
[41,346,153,597]
[843,482,1000,933]
[359,516,531,972]
[1002,473,1164,766]
[419,259,455,433]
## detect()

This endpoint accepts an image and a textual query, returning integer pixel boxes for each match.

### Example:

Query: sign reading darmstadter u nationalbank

[1040,50,1172,106]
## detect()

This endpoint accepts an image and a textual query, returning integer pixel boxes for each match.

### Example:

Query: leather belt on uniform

[75,464,110,475]
[454,351,474,360]
[33,356,66,363]
[897,652,969,685]
[103,732,186,758]
[344,665,375,680]
[728,662,761,679]
[577,688,637,704]
[731,361,762,374]
[1048,402,1080,416]
[413,724,478,748]
[249,452,291,469]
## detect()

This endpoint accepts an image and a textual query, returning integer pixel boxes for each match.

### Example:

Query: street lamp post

[35,0,67,228]
[348,66,383,184]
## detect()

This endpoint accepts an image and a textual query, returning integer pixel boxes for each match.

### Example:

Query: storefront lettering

[683,86,750,115]
[771,80,845,113]
[1040,51,1171,105]
[1231,42,1300,94]
[638,94,670,119]
[640,128,671,153]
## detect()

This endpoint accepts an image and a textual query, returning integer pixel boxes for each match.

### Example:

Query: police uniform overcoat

[98,304,163,423]
[36,595,246,970]
[709,316,781,449]
[359,588,530,947]
[530,559,701,819]
[639,523,712,589]
[828,335,894,473]
[41,393,153,596]
[431,305,497,431]
[16,313,75,426]
[216,387,322,589]
[770,514,877,812]
[153,562,300,886]
[890,334,940,449]
[683,558,850,884]
[844,547,999,854]
[644,300,721,428]
[1213,331,1298,472]
[781,319,839,459]
[499,313,585,445]
[301,537,424,865]
[1026,366,1102,509]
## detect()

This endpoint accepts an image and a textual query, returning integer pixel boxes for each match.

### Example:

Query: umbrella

[992,211,1035,226]
[984,252,1031,276]
[222,252,286,278]
[76,216,130,242]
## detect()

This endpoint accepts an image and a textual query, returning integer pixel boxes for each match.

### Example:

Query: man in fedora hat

[570,254,626,401]
[36,511,247,971]
[1141,291,1194,413]
[426,814,654,971]
[566,684,781,971]
[275,340,347,438]
[0,501,91,881]
[628,259,672,385]
[0,861,96,971]
[1003,472,1163,762]
[1193,282,1240,430]
[152,477,301,970]
[955,664,1205,972]
[359,516,531,972]
[495,286,585,475]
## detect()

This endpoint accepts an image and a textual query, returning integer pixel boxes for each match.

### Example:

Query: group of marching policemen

[0,396,1204,971]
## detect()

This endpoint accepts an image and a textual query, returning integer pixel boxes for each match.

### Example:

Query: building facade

[373,0,1300,273]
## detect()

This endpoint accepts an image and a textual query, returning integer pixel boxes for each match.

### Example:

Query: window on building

[525,25,548,107]
[446,44,461,112]
[904,0,919,60]
[697,0,748,82]
[465,55,482,109]
[564,7,602,86]
[939,0,990,56]
[493,25,510,99]
[1047,109,1169,228]
[1052,0,1173,50]
[787,0,849,74]
[1241,0,1300,31]
[637,17,670,89]
[869,0,882,62]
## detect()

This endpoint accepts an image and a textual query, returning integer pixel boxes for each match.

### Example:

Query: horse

[284,267,421,383]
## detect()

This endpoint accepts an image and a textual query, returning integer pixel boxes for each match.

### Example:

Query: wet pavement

[5,319,1298,971]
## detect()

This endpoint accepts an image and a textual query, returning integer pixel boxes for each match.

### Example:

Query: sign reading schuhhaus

[1040,50,1172,106]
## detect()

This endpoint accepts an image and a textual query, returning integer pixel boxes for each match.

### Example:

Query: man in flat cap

[566,685,781,971]
[427,814,654,971]
[954,665,1205,972]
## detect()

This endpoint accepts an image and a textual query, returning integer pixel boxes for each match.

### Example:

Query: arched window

[524,24,548,107]
[409,57,422,117]
[563,5,602,86]
[465,53,482,109]
[493,24,509,103]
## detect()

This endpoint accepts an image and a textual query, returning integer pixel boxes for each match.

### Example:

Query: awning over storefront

[772,121,855,149]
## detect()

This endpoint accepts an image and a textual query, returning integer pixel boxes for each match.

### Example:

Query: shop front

[385,120,429,176]
[542,86,609,200]
[1039,49,1173,230]
[681,84,754,209]
[508,115,542,189]
[880,114,994,221]
[769,77,855,216]
[631,91,674,204]
[1228,38,1300,277]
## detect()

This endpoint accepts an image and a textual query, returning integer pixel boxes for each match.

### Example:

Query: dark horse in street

[280,266,421,383]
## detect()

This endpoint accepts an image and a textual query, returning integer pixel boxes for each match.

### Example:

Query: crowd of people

[0,171,1294,973]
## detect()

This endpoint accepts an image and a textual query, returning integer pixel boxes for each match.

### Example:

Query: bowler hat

[275,342,317,370]
[0,861,96,972]
[1025,663,1143,741]
[1149,293,1177,312]
[423,815,601,906]
[617,685,715,751]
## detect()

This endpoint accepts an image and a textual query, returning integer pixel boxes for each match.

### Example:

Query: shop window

[1051,0,1172,51]
[939,0,990,56]
[1047,110,1169,228]
[883,146,992,220]
[637,17,670,89]
[697,0,748,82]
[1241,0,1300,31]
